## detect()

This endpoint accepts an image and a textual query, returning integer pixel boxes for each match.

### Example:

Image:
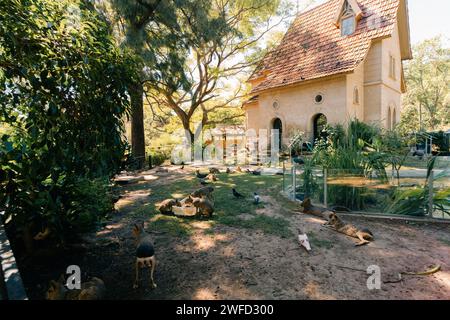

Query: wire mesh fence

[283,161,450,220]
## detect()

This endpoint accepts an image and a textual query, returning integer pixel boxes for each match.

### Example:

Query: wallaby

[326,212,374,246]
[132,222,157,289]
[180,195,194,206]
[158,199,181,215]
[46,275,105,300]
[192,198,214,218]
[191,186,215,200]
[209,168,220,174]
[207,173,218,182]
[300,198,333,220]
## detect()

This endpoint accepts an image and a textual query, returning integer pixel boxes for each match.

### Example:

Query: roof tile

[250,0,400,93]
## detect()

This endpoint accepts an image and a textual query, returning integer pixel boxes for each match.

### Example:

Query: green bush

[0,0,134,243]
[150,152,168,167]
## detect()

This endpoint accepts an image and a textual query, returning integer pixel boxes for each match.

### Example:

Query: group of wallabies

[47,165,373,299]
[300,198,374,247]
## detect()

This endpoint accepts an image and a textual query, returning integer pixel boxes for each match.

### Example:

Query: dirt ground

[20,167,450,300]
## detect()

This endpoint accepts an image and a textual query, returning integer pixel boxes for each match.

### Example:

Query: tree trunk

[129,82,146,169]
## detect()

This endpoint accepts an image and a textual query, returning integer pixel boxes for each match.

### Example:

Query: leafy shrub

[0,0,134,243]
[150,152,168,167]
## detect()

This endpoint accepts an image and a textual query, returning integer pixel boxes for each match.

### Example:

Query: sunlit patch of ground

[20,166,450,300]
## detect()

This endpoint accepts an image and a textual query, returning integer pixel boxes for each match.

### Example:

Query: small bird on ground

[180,165,185,170]
[293,157,305,165]
[253,193,260,205]
[232,188,245,199]
[196,170,208,179]
[247,169,261,176]
[226,167,231,174]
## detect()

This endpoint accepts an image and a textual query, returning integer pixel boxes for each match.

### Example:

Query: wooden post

[292,164,297,201]
[428,170,434,218]
[324,168,328,208]
[222,132,227,163]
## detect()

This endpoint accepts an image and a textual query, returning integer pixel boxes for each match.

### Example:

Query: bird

[226,167,231,174]
[200,179,210,186]
[293,157,305,165]
[232,188,245,199]
[180,164,185,170]
[252,170,262,176]
[196,170,208,179]
[253,193,260,205]
[247,169,262,176]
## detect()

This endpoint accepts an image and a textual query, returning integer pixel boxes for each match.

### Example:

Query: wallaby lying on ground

[132,222,157,289]
[191,186,214,200]
[300,198,333,220]
[326,212,374,246]
[209,168,220,174]
[192,198,214,218]
[158,199,181,215]
[46,275,106,300]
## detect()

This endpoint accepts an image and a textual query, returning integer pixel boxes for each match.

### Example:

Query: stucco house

[243,0,412,147]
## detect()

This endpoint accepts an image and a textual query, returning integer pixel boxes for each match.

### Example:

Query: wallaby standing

[132,223,157,289]
[192,198,214,218]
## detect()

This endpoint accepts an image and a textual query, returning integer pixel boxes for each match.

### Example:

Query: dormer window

[340,1,355,36]
[334,0,362,36]
[341,16,355,36]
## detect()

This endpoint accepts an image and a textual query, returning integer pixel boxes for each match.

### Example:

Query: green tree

[98,0,202,167]
[0,0,133,245]
[146,0,293,147]
[399,37,450,134]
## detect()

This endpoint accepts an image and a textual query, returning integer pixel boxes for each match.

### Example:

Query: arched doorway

[272,118,283,148]
[313,113,327,144]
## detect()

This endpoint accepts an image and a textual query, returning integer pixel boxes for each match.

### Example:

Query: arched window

[353,87,359,104]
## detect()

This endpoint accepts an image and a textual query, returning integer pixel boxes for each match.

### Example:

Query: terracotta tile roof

[250,0,401,94]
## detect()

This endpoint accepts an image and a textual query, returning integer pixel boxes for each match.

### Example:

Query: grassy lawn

[121,172,294,238]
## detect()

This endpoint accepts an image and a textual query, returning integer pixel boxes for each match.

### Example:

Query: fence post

[324,168,328,208]
[292,164,296,201]
[428,170,434,218]
[282,161,285,192]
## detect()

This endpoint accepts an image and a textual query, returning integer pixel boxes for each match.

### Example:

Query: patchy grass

[118,171,292,238]
[147,215,192,237]
[217,214,292,238]
[309,231,334,249]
